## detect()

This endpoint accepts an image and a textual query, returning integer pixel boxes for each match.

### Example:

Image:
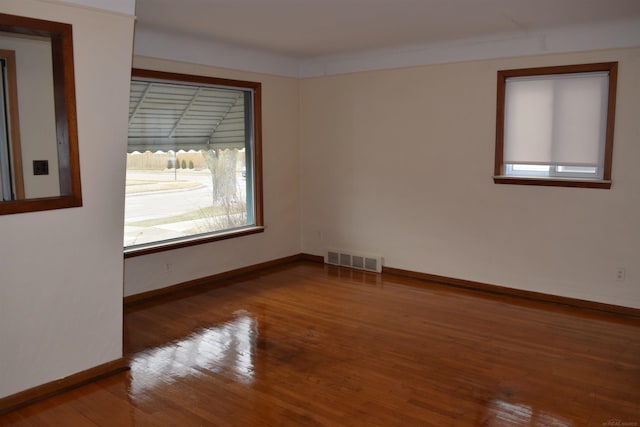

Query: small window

[494,62,617,189]
[124,69,263,256]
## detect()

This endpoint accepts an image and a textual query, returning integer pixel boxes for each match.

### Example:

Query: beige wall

[300,47,640,309]
[1,0,635,405]
[128,47,640,309]
[0,34,59,198]
[0,0,134,398]
[124,56,301,297]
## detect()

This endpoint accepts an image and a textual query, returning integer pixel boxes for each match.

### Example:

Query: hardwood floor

[2,261,639,426]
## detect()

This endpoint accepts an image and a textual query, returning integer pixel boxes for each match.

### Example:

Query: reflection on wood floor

[2,262,640,426]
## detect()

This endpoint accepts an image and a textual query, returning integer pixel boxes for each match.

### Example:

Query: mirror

[0,13,81,215]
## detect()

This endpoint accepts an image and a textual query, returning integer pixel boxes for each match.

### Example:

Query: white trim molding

[134,26,301,78]
[54,0,135,16]
[299,18,640,77]
[135,18,640,78]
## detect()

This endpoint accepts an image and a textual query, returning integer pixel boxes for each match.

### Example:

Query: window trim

[493,62,618,189]
[124,226,265,258]
[124,68,263,257]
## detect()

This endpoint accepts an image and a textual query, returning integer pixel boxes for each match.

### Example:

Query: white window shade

[503,72,609,167]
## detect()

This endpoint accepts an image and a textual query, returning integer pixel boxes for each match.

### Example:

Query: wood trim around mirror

[0,13,82,215]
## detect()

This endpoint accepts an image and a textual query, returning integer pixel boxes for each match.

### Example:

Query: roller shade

[503,72,609,167]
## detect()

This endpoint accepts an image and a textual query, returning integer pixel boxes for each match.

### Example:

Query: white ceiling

[134,0,640,59]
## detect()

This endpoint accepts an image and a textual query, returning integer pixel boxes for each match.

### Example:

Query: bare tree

[201,148,244,229]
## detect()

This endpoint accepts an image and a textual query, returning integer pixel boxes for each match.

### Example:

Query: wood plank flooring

[2,261,640,426]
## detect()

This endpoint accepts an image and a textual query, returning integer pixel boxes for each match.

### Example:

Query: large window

[124,69,262,255]
[494,62,617,189]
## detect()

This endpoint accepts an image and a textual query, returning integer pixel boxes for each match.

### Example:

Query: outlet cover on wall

[33,160,49,175]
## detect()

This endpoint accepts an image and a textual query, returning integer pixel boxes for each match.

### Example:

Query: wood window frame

[124,68,264,258]
[494,62,618,189]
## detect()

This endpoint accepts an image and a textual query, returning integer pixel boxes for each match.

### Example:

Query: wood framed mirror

[0,13,81,215]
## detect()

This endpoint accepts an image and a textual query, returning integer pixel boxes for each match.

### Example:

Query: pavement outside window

[124,167,247,248]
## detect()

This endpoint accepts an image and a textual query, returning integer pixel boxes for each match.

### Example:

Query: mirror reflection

[0,13,82,215]
[0,31,59,201]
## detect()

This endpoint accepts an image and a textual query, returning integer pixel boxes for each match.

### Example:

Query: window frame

[493,62,618,189]
[124,68,263,258]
